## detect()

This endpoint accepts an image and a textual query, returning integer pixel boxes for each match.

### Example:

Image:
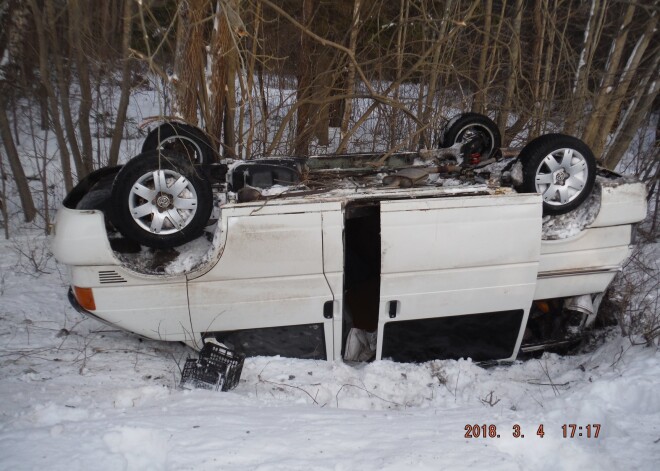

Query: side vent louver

[98,270,127,284]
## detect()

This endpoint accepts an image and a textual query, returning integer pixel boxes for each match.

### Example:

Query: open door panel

[377,193,542,362]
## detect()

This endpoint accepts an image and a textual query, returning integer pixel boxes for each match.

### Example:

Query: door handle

[323,301,334,319]
[388,300,398,318]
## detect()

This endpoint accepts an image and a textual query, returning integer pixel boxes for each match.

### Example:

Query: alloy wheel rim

[534,148,588,206]
[128,169,198,234]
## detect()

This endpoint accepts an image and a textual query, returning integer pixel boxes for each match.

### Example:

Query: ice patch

[163,236,215,275]
[510,160,524,186]
[114,231,216,275]
[259,184,297,197]
[542,183,602,240]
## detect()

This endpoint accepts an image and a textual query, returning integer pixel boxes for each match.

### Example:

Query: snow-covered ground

[1,235,659,470]
[1,75,658,470]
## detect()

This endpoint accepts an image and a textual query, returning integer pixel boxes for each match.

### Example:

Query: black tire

[76,185,112,211]
[442,113,501,163]
[517,134,596,215]
[77,187,115,232]
[110,150,213,249]
[142,122,217,165]
[75,172,118,231]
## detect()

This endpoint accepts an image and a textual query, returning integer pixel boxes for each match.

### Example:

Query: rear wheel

[517,134,596,215]
[110,150,213,249]
[442,113,501,164]
[142,122,216,165]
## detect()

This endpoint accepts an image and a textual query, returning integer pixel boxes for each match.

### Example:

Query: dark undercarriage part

[520,295,601,355]
[228,159,304,192]
[459,131,489,166]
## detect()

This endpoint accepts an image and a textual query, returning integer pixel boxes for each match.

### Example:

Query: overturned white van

[51,117,648,363]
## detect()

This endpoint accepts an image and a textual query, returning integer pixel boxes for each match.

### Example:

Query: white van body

[52,178,647,363]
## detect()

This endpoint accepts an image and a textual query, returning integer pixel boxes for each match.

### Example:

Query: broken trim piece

[537,266,620,279]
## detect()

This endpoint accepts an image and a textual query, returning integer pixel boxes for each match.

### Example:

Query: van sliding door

[377,193,542,362]
[187,207,335,360]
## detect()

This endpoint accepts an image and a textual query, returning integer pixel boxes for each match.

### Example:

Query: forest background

[0,0,658,234]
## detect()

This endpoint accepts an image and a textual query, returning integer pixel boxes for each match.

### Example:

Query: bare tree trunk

[210,1,229,151]
[582,3,635,149]
[420,0,455,148]
[389,0,410,149]
[0,156,9,238]
[257,61,269,156]
[497,0,523,141]
[236,69,248,158]
[294,0,314,156]
[70,0,94,174]
[564,0,608,135]
[650,170,660,236]
[505,0,547,142]
[224,40,238,158]
[602,51,660,170]
[314,55,337,147]
[95,79,103,167]
[28,104,51,232]
[245,1,262,159]
[175,0,206,124]
[527,0,546,138]
[0,98,36,222]
[535,0,556,136]
[210,0,246,157]
[549,0,573,126]
[472,0,492,114]
[101,0,112,56]
[100,0,123,57]
[38,84,48,131]
[486,0,507,96]
[5,0,29,141]
[44,0,86,179]
[339,0,361,139]
[29,0,73,192]
[412,15,429,151]
[108,0,133,167]
[589,11,658,159]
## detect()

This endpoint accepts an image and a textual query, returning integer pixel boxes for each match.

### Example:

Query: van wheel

[110,150,213,249]
[442,113,501,163]
[142,122,216,165]
[517,134,596,215]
